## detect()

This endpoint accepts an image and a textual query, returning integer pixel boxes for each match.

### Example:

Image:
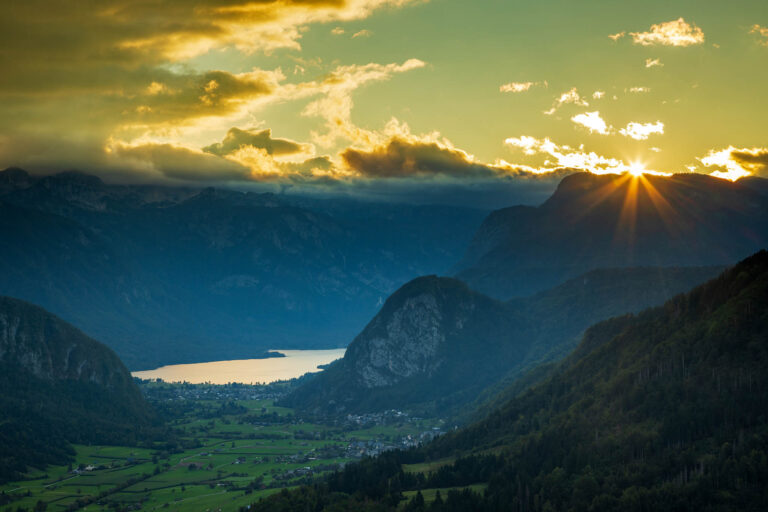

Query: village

[0,382,446,512]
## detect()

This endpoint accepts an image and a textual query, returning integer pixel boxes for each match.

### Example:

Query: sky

[0,0,767,206]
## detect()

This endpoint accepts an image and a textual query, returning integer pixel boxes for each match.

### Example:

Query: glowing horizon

[0,0,766,198]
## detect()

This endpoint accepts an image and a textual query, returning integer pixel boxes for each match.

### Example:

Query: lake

[131,348,346,385]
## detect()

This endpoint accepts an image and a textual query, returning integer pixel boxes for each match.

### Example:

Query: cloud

[0,0,424,97]
[134,68,284,125]
[619,121,664,140]
[104,140,253,182]
[299,59,426,148]
[340,119,542,180]
[352,29,373,38]
[1,0,423,69]
[500,81,545,93]
[332,27,346,35]
[504,135,668,176]
[751,25,768,46]
[544,88,589,115]
[203,128,311,158]
[645,58,663,68]
[700,146,768,180]
[592,90,606,99]
[571,111,611,135]
[0,53,434,201]
[568,113,665,141]
[0,0,427,173]
[222,146,343,183]
[505,136,627,174]
[103,136,345,186]
[627,18,705,47]
[342,138,498,179]
[628,86,651,93]
[608,32,626,41]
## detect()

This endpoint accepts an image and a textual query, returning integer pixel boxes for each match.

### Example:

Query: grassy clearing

[402,457,456,475]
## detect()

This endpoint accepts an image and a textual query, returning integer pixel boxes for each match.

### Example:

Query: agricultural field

[0,383,442,512]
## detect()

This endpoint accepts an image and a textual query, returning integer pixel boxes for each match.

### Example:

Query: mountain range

[0,168,486,369]
[455,172,768,298]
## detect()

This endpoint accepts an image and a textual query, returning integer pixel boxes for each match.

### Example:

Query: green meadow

[0,393,438,512]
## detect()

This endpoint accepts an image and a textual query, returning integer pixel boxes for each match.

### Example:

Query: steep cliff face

[0,296,136,389]
[342,277,509,390]
[351,293,445,388]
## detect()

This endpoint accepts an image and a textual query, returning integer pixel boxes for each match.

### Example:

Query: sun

[628,161,647,177]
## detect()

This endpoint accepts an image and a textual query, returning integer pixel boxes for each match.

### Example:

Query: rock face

[283,265,721,416]
[352,293,445,387]
[342,278,500,390]
[455,172,768,299]
[0,296,137,389]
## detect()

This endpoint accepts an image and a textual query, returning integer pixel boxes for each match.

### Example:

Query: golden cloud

[645,58,663,68]
[104,140,253,183]
[500,81,546,93]
[341,138,498,179]
[628,18,705,47]
[700,146,768,180]
[339,119,555,180]
[504,135,668,176]
[0,0,425,150]
[619,121,664,140]
[0,0,423,76]
[203,128,312,158]
[751,24,768,46]
[571,111,611,135]
[544,88,589,115]
[298,59,426,148]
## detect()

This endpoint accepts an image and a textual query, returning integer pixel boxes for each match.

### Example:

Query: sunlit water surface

[131,349,346,384]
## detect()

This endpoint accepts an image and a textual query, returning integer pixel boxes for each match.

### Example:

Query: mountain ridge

[455,171,768,299]
[0,168,487,369]
[0,296,154,482]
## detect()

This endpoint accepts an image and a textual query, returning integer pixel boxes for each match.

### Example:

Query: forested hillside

[0,297,156,482]
[249,251,768,511]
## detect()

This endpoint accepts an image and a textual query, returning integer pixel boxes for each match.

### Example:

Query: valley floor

[0,383,442,512]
